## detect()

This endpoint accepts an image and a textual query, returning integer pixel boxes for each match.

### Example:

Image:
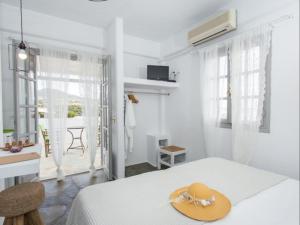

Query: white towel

[125,98,136,155]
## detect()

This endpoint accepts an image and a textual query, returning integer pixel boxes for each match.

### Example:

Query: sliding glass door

[12,41,38,143]
[11,43,112,179]
[100,56,112,180]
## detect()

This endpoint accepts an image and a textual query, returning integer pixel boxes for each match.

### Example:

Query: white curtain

[199,26,272,164]
[38,47,102,180]
[38,48,71,181]
[199,44,228,157]
[79,53,102,177]
[231,26,272,164]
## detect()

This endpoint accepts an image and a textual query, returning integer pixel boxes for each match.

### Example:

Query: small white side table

[0,144,42,225]
[0,144,42,180]
[158,145,186,169]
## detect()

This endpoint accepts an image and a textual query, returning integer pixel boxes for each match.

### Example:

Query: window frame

[217,47,232,129]
[259,50,271,133]
[218,47,271,133]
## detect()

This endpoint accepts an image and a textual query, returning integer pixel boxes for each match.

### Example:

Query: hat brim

[170,187,231,221]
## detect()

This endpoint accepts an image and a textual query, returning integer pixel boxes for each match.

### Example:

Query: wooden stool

[158,145,187,169]
[0,182,45,225]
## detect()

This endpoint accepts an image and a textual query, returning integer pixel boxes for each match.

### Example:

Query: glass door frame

[12,40,39,143]
[100,55,112,180]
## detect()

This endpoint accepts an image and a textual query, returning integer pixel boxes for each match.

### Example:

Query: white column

[159,90,166,135]
[0,30,5,225]
[106,17,125,179]
[0,31,3,153]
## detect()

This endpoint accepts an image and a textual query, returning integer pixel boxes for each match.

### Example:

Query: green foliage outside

[68,111,76,118]
[37,102,82,118]
[67,104,82,118]
[39,112,45,118]
[3,129,15,134]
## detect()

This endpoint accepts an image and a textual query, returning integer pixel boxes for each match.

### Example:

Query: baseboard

[147,161,157,168]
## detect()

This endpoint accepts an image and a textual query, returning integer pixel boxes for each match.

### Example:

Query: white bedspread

[67,158,299,225]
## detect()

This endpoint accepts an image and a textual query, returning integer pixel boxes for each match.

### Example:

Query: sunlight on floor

[39,148,102,180]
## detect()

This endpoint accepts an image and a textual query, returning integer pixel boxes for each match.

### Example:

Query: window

[217,47,231,128]
[218,46,271,132]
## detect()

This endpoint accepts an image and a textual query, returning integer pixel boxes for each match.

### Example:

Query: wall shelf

[124,77,179,90]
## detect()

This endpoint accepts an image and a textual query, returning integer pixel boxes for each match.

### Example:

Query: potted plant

[3,129,15,144]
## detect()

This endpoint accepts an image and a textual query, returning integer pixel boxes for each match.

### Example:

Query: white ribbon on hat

[171,191,216,207]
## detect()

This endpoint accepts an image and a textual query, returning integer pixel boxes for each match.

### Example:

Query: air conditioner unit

[188,10,237,46]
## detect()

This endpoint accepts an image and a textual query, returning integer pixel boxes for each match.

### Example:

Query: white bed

[67,158,299,225]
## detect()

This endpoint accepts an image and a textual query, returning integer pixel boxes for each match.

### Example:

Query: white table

[0,144,42,179]
[0,144,41,225]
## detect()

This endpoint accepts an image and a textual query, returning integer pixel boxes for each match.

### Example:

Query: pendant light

[18,0,27,60]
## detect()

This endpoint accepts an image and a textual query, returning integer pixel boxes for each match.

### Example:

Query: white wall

[0,29,5,225]
[161,0,298,58]
[125,92,161,166]
[164,53,206,162]
[161,0,299,179]
[0,3,105,50]
[124,35,161,59]
[124,53,157,79]
[123,37,161,166]
[251,7,299,179]
[0,32,3,146]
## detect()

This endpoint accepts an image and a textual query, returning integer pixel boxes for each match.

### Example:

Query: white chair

[158,145,186,169]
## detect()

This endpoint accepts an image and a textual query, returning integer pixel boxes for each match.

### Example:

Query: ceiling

[0,0,230,41]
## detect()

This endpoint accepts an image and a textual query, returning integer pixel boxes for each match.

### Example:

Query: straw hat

[170,183,231,221]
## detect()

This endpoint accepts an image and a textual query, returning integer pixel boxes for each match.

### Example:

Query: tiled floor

[125,162,158,177]
[38,163,159,225]
[39,171,107,225]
